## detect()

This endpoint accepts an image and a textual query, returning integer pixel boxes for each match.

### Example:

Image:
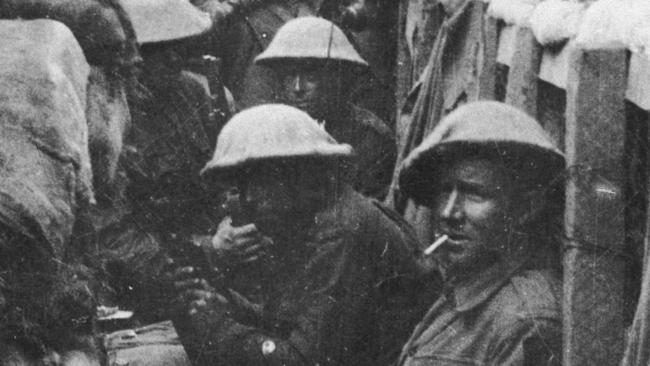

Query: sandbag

[575,0,650,55]
[0,0,140,68]
[0,19,93,258]
[529,0,585,46]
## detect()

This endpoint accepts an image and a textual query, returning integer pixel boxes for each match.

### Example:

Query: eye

[464,192,485,203]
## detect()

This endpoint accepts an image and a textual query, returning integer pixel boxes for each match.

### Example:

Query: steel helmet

[120,0,212,44]
[255,16,368,68]
[201,104,353,176]
[399,101,566,206]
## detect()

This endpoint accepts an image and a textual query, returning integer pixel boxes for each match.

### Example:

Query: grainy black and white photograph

[0,0,649,365]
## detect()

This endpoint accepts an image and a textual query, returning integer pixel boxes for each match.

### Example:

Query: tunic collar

[449,253,529,312]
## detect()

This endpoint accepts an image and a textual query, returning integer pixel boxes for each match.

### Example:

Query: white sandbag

[574,0,647,51]
[497,24,518,66]
[626,53,650,110]
[627,1,650,57]
[0,19,92,257]
[0,0,140,68]
[488,0,540,26]
[529,0,585,46]
[538,40,575,89]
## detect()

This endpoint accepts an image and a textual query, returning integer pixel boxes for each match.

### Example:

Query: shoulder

[489,269,562,335]
[350,105,394,141]
[483,270,563,364]
[348,191,422,269]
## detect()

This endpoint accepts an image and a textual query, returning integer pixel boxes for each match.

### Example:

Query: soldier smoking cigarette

[424,234,449,256]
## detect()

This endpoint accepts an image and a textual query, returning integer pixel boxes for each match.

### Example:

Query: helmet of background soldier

[120,0,212,44]
[201,104,353,177]
[399,101,566,206]
[254,16,368,68]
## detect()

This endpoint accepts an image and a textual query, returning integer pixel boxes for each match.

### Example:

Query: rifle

[202,55,231,134]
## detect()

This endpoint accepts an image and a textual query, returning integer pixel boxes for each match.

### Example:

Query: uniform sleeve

[489,317,562,366]
[370,201,442,365]
[173,296,312,365]
[356,128,397,200]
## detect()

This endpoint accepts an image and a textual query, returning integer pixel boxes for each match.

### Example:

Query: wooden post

[478,13,498,100]
[505,28,541,116]
[620,106,650,366]
[563,49,628,366]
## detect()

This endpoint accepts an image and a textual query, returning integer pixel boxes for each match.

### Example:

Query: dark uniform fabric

[330,104,396,200]
[90,71,219,321]
[122,70,216,235]
[398,258,562,366]
[220,1,316,109]
[175,186,438,366]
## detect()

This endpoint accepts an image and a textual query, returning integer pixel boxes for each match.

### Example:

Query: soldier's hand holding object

[211,216,274,263]
[172,266,228,316]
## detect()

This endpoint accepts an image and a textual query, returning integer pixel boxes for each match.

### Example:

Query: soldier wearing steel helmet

[255,16,396,200]
[87,0,219,325]
[170,104,435,366]
[396,101,564,366]
[193,0,320,110]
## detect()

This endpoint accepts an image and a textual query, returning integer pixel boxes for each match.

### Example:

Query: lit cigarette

[424,235,449,256]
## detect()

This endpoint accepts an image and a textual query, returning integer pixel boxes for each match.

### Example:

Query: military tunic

[329,104,396,200]
[398,258,562,366]
[174,186,438,366]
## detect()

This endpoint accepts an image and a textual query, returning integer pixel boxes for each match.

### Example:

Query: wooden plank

[395,0,411,114]
[620,106,650,366]
[505,27,541,116]
[478,13,498,100]
[563,49,628,366]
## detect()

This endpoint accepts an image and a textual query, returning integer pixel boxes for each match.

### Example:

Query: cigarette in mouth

[424,234,449,256]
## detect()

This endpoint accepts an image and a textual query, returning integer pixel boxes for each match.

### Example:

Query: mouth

[438,231,470,251]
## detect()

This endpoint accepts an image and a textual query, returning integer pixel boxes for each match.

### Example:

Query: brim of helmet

[255,56,369,70]
[399,140,566,206]
[200,145,354,178]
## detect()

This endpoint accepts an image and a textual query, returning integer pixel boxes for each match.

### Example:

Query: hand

[171,266,229,316]
[192,0,236,24]
[211,216,274,264]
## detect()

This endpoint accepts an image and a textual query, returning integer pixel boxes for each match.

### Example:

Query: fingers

[172,266,197,280]
[230,223,258,236]
[183,290,229,316]
[174,277,212,291]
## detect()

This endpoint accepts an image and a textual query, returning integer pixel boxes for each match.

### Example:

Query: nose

[243,183,261,206]
[291,74,303,93]
[440,188,462,221]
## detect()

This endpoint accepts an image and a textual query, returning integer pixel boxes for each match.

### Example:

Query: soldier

[90,0,220,323]
[194,0,320,110]
[171,104,434,365]
[396,102,564,366]
[255,16,396,200]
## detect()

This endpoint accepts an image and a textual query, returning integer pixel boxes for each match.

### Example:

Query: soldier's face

[277,62,340,120]
[238,162,324,235]
[431,158,520,279]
